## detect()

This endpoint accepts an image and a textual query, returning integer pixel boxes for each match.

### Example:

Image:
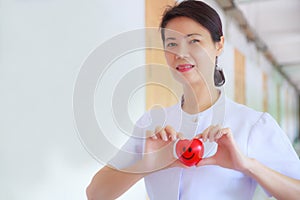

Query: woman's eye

[166,42,177,47]
[190,39,200,44]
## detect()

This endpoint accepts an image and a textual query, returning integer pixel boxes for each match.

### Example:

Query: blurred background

[0,0,299,199]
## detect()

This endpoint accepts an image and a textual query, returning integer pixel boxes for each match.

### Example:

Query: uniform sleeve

[248,112,300,177]
[248,112,300,195]
[107,112,150,170]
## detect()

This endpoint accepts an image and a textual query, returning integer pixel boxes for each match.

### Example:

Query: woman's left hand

[195,125,300,200]
[195,125,250,173]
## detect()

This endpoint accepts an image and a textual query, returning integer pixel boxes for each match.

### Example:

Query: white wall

[0,0,147,199]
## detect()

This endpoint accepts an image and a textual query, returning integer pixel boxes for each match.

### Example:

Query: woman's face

[164,17,224,87]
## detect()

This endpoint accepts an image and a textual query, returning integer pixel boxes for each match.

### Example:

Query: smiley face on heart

[173,138,204,167]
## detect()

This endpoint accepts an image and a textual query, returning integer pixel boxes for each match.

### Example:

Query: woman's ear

[216,36,224,56]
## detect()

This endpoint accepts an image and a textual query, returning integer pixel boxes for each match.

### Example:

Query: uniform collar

[177,88,226,125]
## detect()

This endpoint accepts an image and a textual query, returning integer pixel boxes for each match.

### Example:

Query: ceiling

[216,0,300,93]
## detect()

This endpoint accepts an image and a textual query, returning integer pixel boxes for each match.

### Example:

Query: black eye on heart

[182,147,192,152]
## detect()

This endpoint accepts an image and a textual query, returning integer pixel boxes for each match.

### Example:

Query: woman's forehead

[164,29,207,42]
[164,17,210,38]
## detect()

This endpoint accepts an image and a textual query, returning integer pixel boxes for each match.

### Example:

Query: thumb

[197,157,216,167]
[194,133,202,139]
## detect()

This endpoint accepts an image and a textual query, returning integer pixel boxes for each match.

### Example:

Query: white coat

[110,91,300,200]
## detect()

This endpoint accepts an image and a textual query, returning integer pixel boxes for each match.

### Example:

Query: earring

[181,95,185,107]
[214,56,225,87]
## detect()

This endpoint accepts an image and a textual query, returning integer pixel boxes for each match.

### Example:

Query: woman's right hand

[144,125,186,171]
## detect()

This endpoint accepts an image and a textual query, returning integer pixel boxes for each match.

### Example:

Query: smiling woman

[86,1,300,200]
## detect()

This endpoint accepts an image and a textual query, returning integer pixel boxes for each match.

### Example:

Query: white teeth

[177,65,194,70]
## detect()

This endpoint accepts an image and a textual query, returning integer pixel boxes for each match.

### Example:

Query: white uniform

[109,91,300,200]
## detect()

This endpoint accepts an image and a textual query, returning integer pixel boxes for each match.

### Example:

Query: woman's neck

[181,85,220,114]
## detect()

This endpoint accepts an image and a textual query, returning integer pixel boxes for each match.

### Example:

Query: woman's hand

[195,125,250,173]
[145,125,182,152]
[195,125,300,200]
[144,125,186,171]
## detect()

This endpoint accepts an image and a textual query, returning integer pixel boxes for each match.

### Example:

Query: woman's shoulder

[225,97,266,125]
[225,97,284,134]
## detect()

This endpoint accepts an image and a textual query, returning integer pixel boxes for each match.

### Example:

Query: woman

[86,1,300,199]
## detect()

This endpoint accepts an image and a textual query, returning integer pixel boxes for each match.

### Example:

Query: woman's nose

[175,44,189,59]
[175,53,189,59]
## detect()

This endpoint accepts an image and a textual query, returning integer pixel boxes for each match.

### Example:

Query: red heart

[174,138,204,167]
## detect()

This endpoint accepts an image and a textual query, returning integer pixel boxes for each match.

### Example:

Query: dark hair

[160,0,223,43]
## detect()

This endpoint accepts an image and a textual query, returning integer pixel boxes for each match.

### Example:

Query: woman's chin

[177,78,209,88]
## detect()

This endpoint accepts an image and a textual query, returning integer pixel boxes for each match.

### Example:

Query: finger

[177,132,184,139]
[169,159,189,169]
[165,125,177,141]
[155,126,168,141]
[215,128,231,140]
[146,130,157,140]
[161,129,168,141]
[215,130,223,140]
[208,125,222,142]
[194,133,202,139]
[154,126,163,139]
[196,157,216,167]
[201,126,212,142]
[222,128,231,136]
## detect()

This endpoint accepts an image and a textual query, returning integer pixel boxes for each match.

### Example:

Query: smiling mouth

[176,64,195,72]
[182,153,195,160]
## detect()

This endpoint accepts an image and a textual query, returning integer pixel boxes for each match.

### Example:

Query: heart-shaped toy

[173,138,204,167]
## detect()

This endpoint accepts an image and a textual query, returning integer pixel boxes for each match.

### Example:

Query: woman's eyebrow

[165,37,176,41]
[186,33,202,38]
[165,33,202,41]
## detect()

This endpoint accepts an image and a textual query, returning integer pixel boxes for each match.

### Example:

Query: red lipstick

[176,64,194,72]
